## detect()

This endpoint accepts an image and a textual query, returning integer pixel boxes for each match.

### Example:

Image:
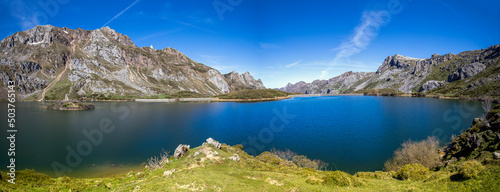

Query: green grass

[217,89,291,99]
[44,72,71,100]
[1,141,499,191]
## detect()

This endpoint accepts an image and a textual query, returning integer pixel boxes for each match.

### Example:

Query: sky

[1,0,500,88]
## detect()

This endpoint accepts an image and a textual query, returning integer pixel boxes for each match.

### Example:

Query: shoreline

[9,94,499,103]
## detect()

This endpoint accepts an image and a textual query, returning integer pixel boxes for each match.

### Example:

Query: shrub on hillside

[395,163,429,180]
[233,144,244,150]
[321,171,363,187]
[384,136,440,171]
[271,148,329,171]
[270,148,297,161]
[146,149,170,170]
[457,160,484,179]
[256,152,281,164]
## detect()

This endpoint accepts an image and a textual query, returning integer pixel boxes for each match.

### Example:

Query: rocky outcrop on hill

[0,25,263,100]
[443,104,500,163]
[447,62,486,82]
[419,80,447,92]
[174,144,190,159]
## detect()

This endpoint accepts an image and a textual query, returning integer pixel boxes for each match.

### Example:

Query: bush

[256,152,281,164]
[292,155,318,169]
[271,148,329,171]
[457,160,484,179]
[305,176,323,185]
[146,149,170,170]
[322,171,362,187]
[355,171,392,180]
[395,164,429,180]
[271,148,297,161]
[233,144,244,150]
[384,136,440,171]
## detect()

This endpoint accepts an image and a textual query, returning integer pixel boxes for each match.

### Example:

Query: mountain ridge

[0,25,265,100]
[280,44,500,97]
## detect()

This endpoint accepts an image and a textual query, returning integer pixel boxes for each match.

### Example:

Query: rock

[493,152,500,160]
[174,144,190,159]
[206,138,222,149]
[419,80,446,92]
[447,62,486,82]
[473,118,482,125]
[229,154,240,162]
[163,169,176,177]
[194,151,200,157]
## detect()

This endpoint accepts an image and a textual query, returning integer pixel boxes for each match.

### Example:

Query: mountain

[0,25,265,100]
[223,70,266,90]
[281,45,500,97]
[281,71,374,94]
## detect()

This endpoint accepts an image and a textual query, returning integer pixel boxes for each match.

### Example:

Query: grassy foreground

[1,143,499,191]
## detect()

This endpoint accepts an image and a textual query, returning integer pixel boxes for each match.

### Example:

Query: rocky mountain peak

[0,25,265,100]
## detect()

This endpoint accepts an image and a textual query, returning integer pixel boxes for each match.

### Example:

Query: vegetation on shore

[216,89,291,100]
[352,88,500,101]
[46,101,95,110]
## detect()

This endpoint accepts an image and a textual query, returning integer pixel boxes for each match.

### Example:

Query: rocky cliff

[281,45,500,97]
[0,25,265,100]
[223,70,266,90]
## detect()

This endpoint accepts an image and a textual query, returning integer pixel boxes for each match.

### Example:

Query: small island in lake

[46,101,95,111]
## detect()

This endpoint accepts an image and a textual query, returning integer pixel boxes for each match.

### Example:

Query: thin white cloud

[284,60,301,68]
[259,42,280,49]
[322,10,391,78]
[102,0,142,28]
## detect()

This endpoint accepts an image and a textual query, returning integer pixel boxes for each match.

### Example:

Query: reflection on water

[0,96,483,177]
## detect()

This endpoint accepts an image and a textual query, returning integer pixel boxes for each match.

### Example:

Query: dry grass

[384,136,440,171]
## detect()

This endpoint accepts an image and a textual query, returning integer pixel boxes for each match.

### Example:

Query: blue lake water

[0,96,485,177]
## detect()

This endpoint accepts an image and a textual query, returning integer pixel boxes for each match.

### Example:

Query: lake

[0,96,485,177]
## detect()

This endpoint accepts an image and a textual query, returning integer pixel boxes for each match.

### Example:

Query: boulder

[447,62,486,82]
[472,118,482,125]
[419,80,446,92]
[206,138,222,149]
[229,154,240,162]
[174,144,190,159]
[493,152,500,160]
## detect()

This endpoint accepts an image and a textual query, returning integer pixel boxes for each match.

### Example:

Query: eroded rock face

[448,62,486,82]
[419,80,446,92]
[0,25,265,100]
[174,144,190,159]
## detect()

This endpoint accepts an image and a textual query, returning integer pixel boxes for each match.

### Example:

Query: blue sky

[1,0,500,88]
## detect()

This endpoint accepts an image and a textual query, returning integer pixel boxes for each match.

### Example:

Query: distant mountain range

[0,25,264,100]
[281,45,500,97]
